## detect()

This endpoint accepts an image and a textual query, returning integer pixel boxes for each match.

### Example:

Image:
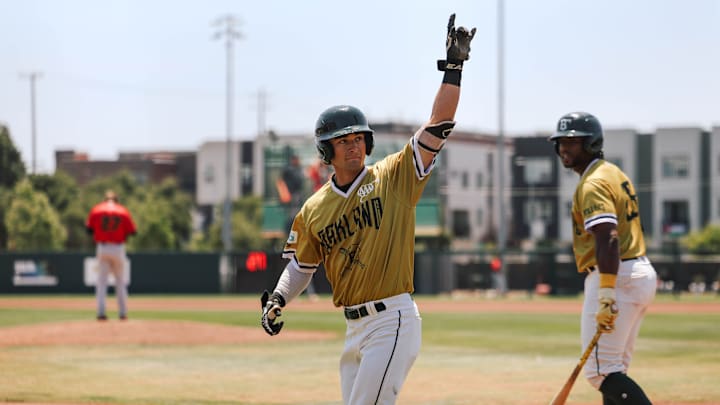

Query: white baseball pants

[340,293,422,405]
[582,256,657,388]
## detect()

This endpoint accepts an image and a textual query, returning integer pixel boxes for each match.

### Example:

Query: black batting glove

[260,290,286,336]
[437,13,477,71]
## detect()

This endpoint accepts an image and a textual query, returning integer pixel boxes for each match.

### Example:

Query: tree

[0,188,12,249]
[0,124,26,188]
[82,171,194,251]
[148,178,193,249]
[188,196,267,252]
[30,171,92,250]
[82,171,140,210]
[5,179,67,250]
[126,193,176,251]
[231,196,266,251]
[682,224,720,254]
[0,124,26,248]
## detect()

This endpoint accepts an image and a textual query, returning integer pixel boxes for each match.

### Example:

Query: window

[204,165,215,184]
[517,156,552,185]
[461,171,469,189]
[662,200,689,235]
[476,208,483,226]
[241,165,253,195]
[475,172,483,189]
[133,171,148,185]
[525,199,552,222]
[452,210,470,238]
[662,156,689,178]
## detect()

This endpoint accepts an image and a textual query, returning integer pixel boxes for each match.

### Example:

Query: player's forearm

[595,227,620,287]
[428,83,460,125]
[421,26,467,161]
[273,262,313,304]
[416,81,460,166]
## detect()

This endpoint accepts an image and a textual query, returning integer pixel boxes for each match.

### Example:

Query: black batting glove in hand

[260,290,286,336]
[438,13,477,71]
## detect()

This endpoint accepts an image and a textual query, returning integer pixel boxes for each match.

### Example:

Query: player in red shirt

[86,190,137,321]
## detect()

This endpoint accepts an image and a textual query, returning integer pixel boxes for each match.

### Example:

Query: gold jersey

[283,138,433,307]
[571,159,647,272]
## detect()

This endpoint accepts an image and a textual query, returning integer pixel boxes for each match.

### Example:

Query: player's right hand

[438,14,477,72]
[596,287,618,333]
[260,290,285,336]
[445,13,476,62]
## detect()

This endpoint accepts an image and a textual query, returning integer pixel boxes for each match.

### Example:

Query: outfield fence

[1,250,718,296]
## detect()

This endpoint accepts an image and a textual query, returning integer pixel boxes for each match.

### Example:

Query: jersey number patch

[621,181,639,221]
[101,215,122,232]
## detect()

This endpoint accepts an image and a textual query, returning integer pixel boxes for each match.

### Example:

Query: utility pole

[256,88,266,138]
[212,15,242,254]
[495,0,508,295]
[19,72,42,174]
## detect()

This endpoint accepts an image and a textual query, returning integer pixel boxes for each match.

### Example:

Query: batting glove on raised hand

[260,290,285,336]
[596,287,619,333]
[437,13,477,71]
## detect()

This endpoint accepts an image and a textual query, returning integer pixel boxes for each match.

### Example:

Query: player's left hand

[596,287,618,333]
[260,290,285,336]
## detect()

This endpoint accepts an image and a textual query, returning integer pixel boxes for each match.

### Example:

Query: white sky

[1,0,718,173]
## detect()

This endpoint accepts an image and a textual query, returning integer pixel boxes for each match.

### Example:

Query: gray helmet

[314,105,374,164]
[548,111,603,156]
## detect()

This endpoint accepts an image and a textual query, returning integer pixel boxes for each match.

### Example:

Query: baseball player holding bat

[549,113,657,404]
[260,14,475,404]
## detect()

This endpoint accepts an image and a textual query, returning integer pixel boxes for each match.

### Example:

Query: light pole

[495,0,508,295]
[19,71,42,174]
[212,15,242,254]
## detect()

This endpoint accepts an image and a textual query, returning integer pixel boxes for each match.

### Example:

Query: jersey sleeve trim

[584,213,618,231]
[282,254,319,274]
[410,133,437,180]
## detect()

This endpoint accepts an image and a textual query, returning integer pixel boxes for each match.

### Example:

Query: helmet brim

[316,126,374,142]
[548,130,595,141]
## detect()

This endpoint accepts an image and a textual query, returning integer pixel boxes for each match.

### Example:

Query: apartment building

[56,123,719,248]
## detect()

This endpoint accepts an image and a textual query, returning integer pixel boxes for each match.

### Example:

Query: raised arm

[417,13,476,167]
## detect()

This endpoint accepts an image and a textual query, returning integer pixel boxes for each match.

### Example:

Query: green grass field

[0,294,718,405]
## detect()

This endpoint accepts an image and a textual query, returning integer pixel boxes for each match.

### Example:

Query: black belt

[344,302,387,320]
[586,256,640,273]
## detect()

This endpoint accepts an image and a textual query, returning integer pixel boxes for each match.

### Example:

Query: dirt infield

[1,295,716,348]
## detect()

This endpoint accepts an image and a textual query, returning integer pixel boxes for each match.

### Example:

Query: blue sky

[1,0,718,173]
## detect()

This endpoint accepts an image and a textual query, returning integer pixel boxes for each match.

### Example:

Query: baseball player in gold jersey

[259,14,475,405]
[550,112,657,405]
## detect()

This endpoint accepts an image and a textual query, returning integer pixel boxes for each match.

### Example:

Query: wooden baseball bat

[549,329,603,405]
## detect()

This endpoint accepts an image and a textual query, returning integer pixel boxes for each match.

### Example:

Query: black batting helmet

[548,112,603,156]
[314,105,374,164]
